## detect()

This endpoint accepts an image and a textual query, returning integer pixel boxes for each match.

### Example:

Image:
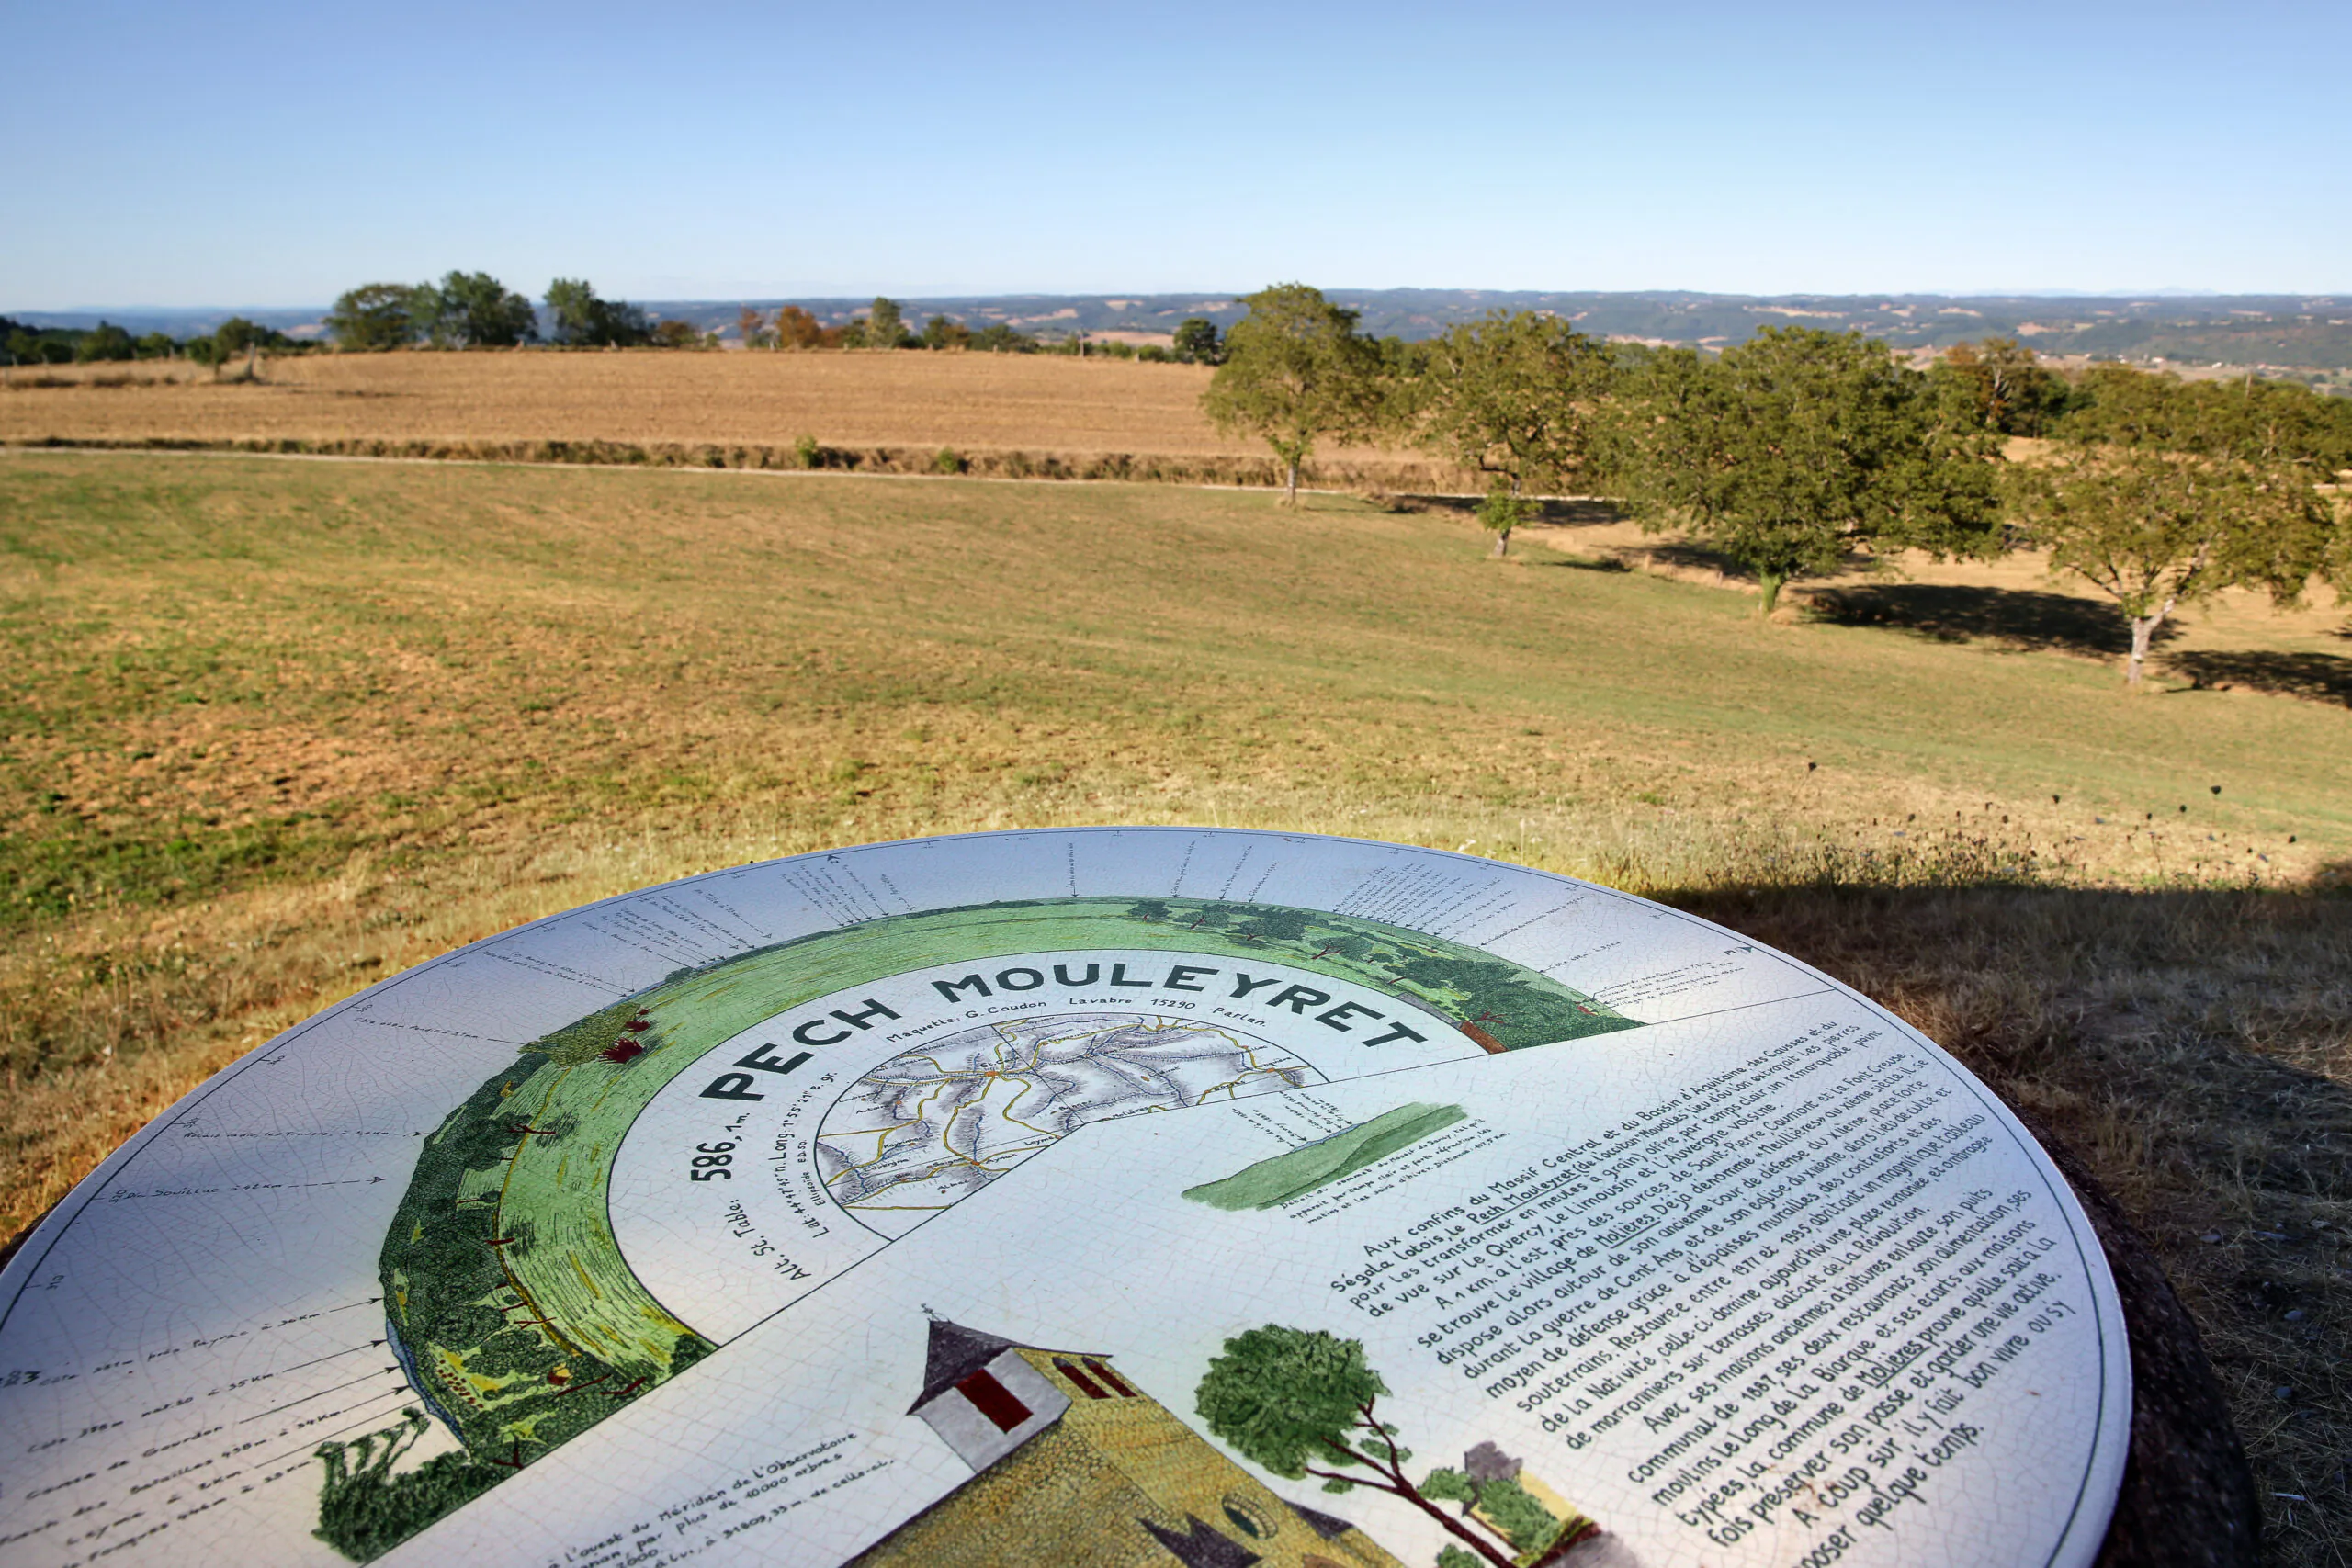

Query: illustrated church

[844,1318,1405,1568]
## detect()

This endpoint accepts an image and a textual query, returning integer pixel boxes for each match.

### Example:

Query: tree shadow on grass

[1395,494,1628,527]
[1808,587,2352,705]
[2165,649,2352,708]
[1805,582,2150,658]
[1530,498,1627,527]
[1634,538,1758,579]
[1625,537,1898,587]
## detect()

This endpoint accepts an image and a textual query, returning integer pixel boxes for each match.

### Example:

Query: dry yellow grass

[14,448,2344,1224]
[3,451,2346,1562]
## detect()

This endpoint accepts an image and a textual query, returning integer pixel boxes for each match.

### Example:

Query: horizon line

[10,285,2349,318]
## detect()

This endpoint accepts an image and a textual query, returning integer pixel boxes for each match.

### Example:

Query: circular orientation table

[0,829,2167,1568]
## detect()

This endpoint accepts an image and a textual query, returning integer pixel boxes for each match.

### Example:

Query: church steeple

[907,1318,1075,1472]
[910,1319,1025,1414]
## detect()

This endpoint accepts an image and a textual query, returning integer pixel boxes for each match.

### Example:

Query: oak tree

[73,322,135,363]
[1202,284,1379,506]
[325,284,420,351]
[2062,364,2352,477]
[864,296,909,349]
[922,313,972,350]
[970,322,1033,354]
[2004,444,2331,687]
[1193,1325,1520,1568]
[430,271,537,347]
[1933,337,2071,435]
[774,305,825,350]
[545,279,650,347]
[1417,310,1616,556]
[1613,327,2005,615]
[1172,316,1222,364]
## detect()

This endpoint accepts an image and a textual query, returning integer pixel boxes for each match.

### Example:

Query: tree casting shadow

[1807,586,2352,705]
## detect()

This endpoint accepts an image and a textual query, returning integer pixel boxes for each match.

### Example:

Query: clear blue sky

[5,0,2346,309]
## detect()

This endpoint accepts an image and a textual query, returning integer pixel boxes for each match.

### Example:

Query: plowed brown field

[0,350,1400,460]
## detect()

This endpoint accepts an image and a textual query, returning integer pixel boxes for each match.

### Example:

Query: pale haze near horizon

[4,0,2346,311]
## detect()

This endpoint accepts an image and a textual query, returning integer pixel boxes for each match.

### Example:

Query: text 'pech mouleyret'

[847,1318,1404,1568]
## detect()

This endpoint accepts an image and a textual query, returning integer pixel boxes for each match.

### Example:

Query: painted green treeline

[1182,1102,1470,1211]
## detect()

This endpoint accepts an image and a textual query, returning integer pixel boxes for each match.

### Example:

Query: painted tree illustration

[313,1408,500,1562]
[1422,1440,1589,1562]
[1233,908,1309,942]
[1194,1325,1537,1568]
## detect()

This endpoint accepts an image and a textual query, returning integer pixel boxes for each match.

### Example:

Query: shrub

[326,284,421,352]
[74,323,136,364]
[971,323,1035,354]
[425,273,537,348]
[1173,316,1223,364]
[774,306,825,350]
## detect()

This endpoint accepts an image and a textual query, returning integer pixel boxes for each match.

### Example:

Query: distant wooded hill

[656,291,2352,382]
[16,290,2350,384]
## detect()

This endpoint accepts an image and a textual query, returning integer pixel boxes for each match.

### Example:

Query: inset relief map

[819,1013,1317,1235]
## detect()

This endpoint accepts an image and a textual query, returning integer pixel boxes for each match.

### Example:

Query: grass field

[2,449,2346,1562]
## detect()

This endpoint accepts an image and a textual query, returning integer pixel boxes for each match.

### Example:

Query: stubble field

[0,349,1362,458]
[1,448,2347,1562]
